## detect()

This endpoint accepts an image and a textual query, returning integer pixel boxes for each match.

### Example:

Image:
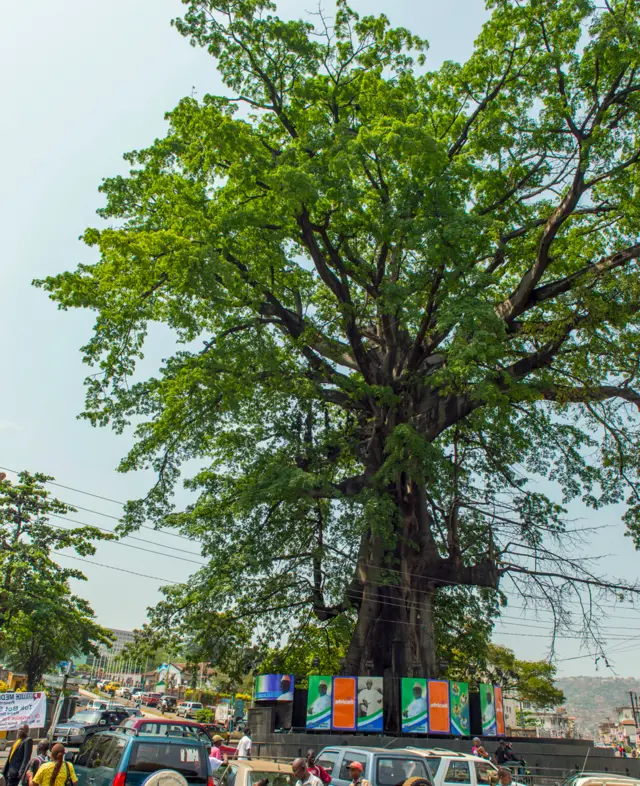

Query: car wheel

[141,771,188,786]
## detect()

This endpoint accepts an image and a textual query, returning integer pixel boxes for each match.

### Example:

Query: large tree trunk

[342,478,499,731]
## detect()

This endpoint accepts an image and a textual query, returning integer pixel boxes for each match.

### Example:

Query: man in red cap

[348,761,371,786]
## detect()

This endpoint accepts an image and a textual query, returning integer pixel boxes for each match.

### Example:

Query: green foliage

[488,644,565,708]
[0,472,113,688]
[36,0,640,668]
[195,708,215,723]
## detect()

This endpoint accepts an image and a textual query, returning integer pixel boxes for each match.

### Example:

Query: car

[117,688,132,699]
[122,707,144,718]
[72,729,212,786]
[406,749,526,786]
[217,758,294,786]
[119,717,213,744]
[144,693,163,708]
[177,702,204,719]
[316,747,434,786]
[559,774,640,786]
[53,708,130,746]
[160,696,179,712]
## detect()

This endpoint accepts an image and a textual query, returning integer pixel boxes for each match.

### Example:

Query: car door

[336,752,370,786]
[375,756,431,786]
[473,760,498,786]
[316,750,340,783]
[442,761,472,786]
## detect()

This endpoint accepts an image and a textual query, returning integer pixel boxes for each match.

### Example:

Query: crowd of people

[2,726,78,786]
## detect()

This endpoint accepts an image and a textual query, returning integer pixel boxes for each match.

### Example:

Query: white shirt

[406,696,427,717]
[358,687,382,712]
[296,775,323,786]
[277,690,294,701]
[237,735,252,759]
[308,693,331,715]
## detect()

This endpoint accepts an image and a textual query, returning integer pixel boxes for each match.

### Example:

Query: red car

[142,692,162,708]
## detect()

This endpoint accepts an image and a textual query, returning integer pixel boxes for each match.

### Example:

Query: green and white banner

[401,678,428,733]
[449,681,470,736]
[306,675,332,730]
[480,683,497,736]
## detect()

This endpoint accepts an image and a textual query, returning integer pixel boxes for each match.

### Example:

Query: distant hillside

[555,677,640,738]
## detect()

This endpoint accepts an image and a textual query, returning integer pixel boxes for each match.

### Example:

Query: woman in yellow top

[33,744,78,786]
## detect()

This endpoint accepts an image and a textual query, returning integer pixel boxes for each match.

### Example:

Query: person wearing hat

[307,681,331,717]
[347,761,371,786]
[210,735,228,766]
[403,682,427,719]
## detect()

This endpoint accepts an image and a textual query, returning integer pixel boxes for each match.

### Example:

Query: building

[504,695,576,738]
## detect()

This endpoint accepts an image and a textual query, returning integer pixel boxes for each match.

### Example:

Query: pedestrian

[497,769,512,786]
[237,727,252,760]
[306,751,331,785]
[292,759,322,786]
[23,742,50,786]
[347,761,371,786]
[210,735,228,767]
[3,725,33,786]
[32,744,77,786]
[472,738,490,760]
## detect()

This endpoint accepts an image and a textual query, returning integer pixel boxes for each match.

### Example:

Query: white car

[407,748,526,786]
[177,701,204,718]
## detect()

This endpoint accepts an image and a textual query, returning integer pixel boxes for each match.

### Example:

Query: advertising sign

[332,677,357,731]
[0,692,47,731]
[449,681,470,736]
[401,678,428,733]
[428,680,451,734]
[494,685,505,736]
[254,674,295,701]
[480,683,497,736]
[306,675,333,730]
[215,703,230,724]
[357,676,384,732]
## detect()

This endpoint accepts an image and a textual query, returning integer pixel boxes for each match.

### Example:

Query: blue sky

[2,0,639,678]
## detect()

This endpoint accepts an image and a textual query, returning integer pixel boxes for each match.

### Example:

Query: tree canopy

[0,472,113,688]
[38,0,640,720]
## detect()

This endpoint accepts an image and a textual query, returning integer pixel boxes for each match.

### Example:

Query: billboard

[332,676,357,731]
[0,692,47,731]
[494,685,505,736]
[306,675,333,730]
[401,678,428,733]
[449,681,470,736]
[357,676,384,731]
[428,680,451,734]
[480,683,497,736]
[254,674,295,701]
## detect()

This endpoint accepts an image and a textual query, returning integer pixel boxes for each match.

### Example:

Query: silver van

[316,746,434,786]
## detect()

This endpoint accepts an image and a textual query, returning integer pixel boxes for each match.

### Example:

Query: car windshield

[247,772,295,786]
[70,711,102,724]
[128,742,207,782]
[191,704,203,709]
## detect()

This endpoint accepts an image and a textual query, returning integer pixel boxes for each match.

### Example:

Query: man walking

[3,725,33,786]
[292,759,322,786]
[237,728,252,760]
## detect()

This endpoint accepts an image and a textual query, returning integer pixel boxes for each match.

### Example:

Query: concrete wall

[251,731,640,780]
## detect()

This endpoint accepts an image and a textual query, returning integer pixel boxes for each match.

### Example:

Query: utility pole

[49,662,73,743]
[630,691,640,728]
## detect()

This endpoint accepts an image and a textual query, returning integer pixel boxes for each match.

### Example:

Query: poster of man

[254,674,296,701]
[401,678,428,733]
[277,674,294,701]
[306,676,333,730]
[357,676,383,731]
[480,683,497,736]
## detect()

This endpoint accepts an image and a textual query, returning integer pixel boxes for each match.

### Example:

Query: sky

[2,0,640,679]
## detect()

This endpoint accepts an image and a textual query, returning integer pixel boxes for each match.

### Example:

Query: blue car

[72,730,212,786]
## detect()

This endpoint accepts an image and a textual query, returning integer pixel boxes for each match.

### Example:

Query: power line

[52,551,177,585]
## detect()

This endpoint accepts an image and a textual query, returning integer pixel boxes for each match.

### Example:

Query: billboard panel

[332,676,357,731]
[357,676,384,731]
[428,680,451,734]
[480,683,497,736]
[254,674,295,701]
[401,678,428,733]
[450,681,470,736]
[306,675,333,730]
[494,685,505,736]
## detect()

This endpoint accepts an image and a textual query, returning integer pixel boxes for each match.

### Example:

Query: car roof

[231,760,293,773]
[321,747,432,757]
[408,748,494,763]
[129,717,205,728]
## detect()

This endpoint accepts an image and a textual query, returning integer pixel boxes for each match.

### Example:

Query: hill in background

[555,677,640,738]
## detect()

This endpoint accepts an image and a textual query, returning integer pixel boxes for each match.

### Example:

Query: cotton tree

[39,0,640,722]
